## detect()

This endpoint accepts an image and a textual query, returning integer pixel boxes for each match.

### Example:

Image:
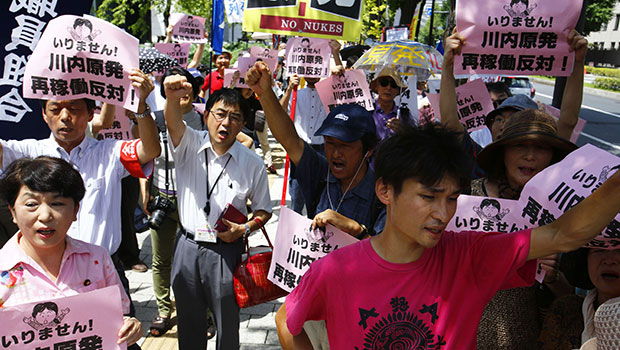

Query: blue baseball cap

[485,94,539,127]
[314,104,376,143]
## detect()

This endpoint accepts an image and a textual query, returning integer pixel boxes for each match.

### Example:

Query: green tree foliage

[418,0,450,45]
[96,0,151,40]
[584,0,616,36]
[361,0,388,41]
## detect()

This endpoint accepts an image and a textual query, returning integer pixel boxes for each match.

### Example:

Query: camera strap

[162,132,171,193]
[203,149,232,218]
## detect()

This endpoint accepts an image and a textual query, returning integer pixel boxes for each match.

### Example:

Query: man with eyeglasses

[369,66,414,141]
[161,75,272,350]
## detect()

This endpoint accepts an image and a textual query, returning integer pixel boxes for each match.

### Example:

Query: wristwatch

[243,223,251,238]
[133,105,151,120]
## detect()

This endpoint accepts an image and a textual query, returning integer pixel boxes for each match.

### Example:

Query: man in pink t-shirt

[285,126,620,349]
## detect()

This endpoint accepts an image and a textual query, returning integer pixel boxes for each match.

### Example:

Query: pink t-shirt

[286,229,536,349]
[0,233,130,314]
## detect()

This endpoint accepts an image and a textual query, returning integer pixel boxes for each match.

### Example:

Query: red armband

[120,139,147,178]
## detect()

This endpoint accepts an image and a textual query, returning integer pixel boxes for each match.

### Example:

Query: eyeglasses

[210,110,244,124]
[378,78,399,89]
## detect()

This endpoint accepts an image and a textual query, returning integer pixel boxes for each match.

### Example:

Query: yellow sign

[242,0,363,42]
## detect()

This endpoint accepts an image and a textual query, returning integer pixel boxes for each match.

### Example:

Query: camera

[147,196,176,230]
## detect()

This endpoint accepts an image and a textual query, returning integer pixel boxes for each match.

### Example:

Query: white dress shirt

[170,127,272,233]
[289,87,326,145]
[1,135,153,254]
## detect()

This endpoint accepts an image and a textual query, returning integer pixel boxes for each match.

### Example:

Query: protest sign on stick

[153,43,191,75]
[268,207,359,292]
[23,15,140,112]
[315,69,374,112]
[170,13,208,43]
[427,79,494,133]
[284,37,332,78]
[0,286,126,350]
[454,0,583,76]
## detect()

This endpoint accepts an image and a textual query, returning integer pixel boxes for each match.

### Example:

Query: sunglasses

[378,78,398,89]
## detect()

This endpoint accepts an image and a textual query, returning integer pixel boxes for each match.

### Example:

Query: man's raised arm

[162,74,193,147]
[439,31,466,137]
[529,169,620,260]
[129,68,161,164]
[246,62,305,165]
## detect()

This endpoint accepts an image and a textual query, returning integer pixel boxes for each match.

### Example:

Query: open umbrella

[139,47,180,74]
[352,40,443,81]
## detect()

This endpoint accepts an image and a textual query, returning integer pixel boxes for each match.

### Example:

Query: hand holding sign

[443,30,466,68]
[567,29,588,63]
[128,68,154,104]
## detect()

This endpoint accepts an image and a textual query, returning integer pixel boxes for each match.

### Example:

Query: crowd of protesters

[1,15,620,350]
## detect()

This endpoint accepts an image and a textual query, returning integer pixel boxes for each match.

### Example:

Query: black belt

[179,226,240,245]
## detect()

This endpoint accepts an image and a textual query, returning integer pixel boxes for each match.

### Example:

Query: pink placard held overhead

[170,13,208,43]
[23,15,140,112]
[250,46,279,70]
[0,286,126,350]
[268,207,359,292]
[315,69,374,112]
[427,79,494,133]
[153,43,191,75]
[454,0,583,77]
[223,68,246,89]
[284,37,332,78]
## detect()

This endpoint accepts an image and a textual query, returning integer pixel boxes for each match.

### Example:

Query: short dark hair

[32,302,59,319]
[374,124,471,196]
[73,18,92,30]
[160,67,200,100]
[480,198,501,211]
[39,99,96,112]
[205,88,250,123]
[485,81,512,97]
[0,156,85,206]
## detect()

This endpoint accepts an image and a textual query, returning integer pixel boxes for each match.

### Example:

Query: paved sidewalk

[127,134,289,350]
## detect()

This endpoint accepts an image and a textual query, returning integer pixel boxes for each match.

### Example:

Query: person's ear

[375,178,392,206]
[9,205,16,225]
[73,203,80,222]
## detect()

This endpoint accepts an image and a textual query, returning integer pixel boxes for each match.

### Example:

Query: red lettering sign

[259,15,344,36]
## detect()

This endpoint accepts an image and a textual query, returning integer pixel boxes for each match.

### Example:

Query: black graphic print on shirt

[355,296,445,350]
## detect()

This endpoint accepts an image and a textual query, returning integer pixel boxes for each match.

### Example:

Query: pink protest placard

[97,105,134,141]
[314,69,374,112]
[447,144,620,249]
[0,286,125,350]
[543,104,586,143]
[427,79,494,132]
[224,68,246,89]
[268,206,359,292]
[446,194,545,282]
[418,96,438,125]
[249,46,279,72]
[519,144,620,249]
[284,37,331,78]
[170,13,207,43]
[153,43,191,75]
[23,15,140,112]
[454,0,583,76]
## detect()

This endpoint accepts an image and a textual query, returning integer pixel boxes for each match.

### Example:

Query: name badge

[195,226,217,243]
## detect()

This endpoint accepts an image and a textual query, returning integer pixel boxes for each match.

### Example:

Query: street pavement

[531,78,620,156]
[128,134,289,350]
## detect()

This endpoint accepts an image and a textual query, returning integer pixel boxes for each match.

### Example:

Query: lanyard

[203,149,232,218]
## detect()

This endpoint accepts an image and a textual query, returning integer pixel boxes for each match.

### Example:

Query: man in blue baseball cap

[245,61,386,350]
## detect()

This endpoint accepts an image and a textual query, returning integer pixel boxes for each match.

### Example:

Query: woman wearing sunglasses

[369,67,414,141]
